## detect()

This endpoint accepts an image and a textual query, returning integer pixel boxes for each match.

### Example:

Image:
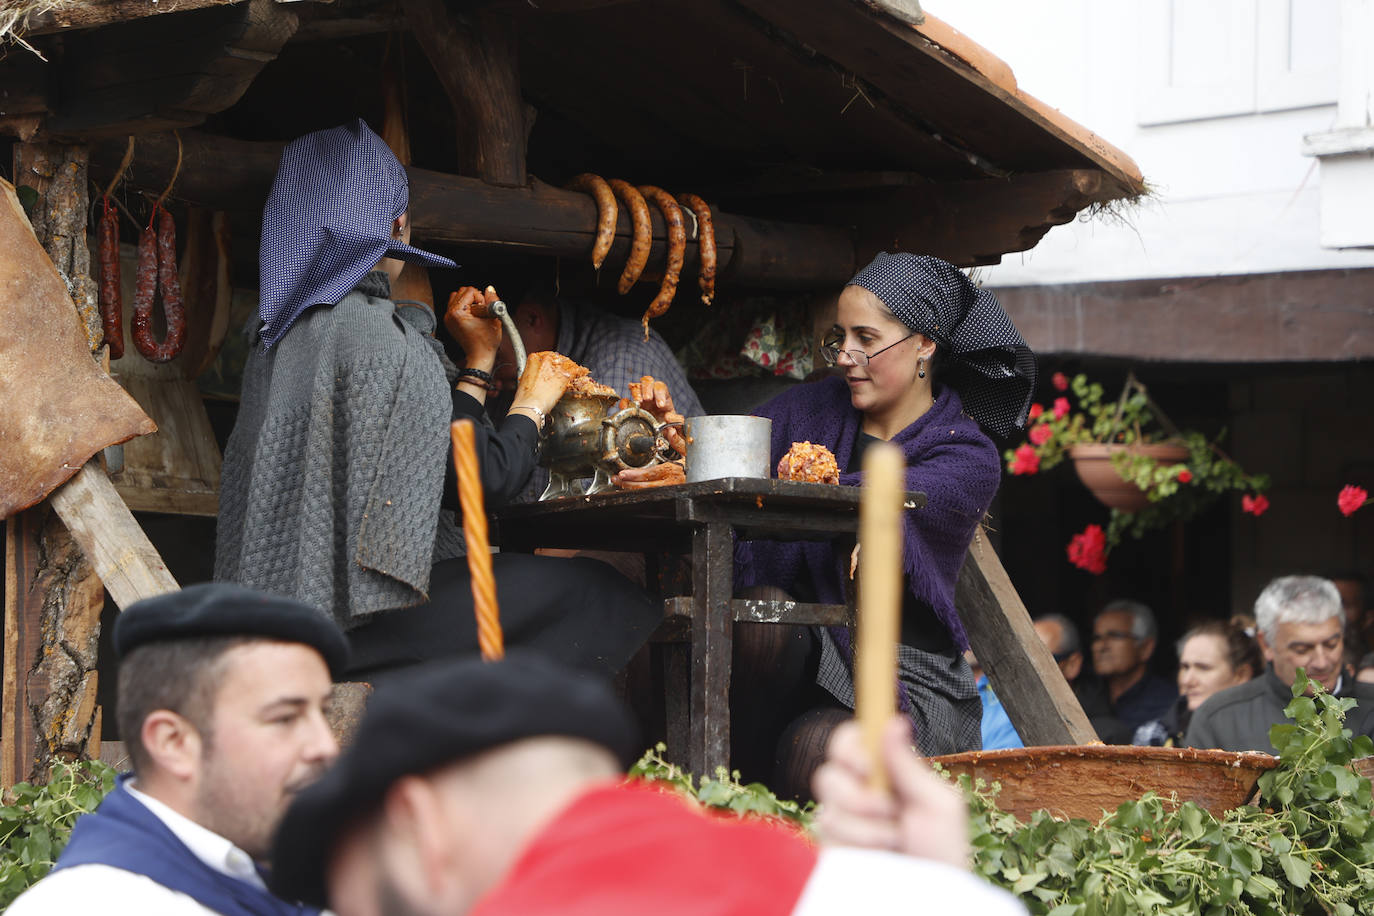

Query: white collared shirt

[6,780,301,916]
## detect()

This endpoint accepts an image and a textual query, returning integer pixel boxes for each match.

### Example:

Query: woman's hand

[444,286,502,367]
[627,374,688,456]
[614,459,685,490]
[512,351,580,414]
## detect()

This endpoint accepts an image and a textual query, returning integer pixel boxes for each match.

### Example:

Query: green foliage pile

[0,759,115,910]
[965,671,1373,915]
[630,743,815,828]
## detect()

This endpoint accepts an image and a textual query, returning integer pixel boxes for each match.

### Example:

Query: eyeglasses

[818,332,915,367]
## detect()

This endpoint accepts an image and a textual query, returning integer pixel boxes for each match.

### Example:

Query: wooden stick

[451,420,504,660]
[855,441,904,792]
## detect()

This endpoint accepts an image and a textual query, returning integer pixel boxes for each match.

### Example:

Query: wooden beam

[23,0,250,35]
[41,0,298,138]
[956,538,1098,746]
[90,132,857,289]
[402,0,527,186]
[996,267,1374,363]
[49,465,180,610]
[1,504,106,787]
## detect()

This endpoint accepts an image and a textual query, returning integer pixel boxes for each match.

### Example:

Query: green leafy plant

[963,669,1374,915]
[1003,371,1270,574]
[0,758,115,909]
[629,742,815,829]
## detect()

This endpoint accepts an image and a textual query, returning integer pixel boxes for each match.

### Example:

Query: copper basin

[928,744,1279,822]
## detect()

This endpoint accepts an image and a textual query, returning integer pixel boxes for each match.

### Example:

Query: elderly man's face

[1262,617,1344,693]
[1091,610,1151,678]
[192,642,338,860]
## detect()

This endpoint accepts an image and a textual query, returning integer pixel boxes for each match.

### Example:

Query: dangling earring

[917,357,926,380]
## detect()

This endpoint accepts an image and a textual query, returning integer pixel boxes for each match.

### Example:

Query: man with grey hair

[1089,599,1177,738]
[1185,575,1374,753]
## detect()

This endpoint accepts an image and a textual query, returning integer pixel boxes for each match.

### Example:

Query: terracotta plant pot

[928,744,1278,822]
[1068,442,1190,513]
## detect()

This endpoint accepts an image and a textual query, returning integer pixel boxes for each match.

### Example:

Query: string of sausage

[675,192,716,306]
[636,185,685,340]
[606,179,650,294]
[563,173,617,270]
[131,204,186,363]
[97,196,124,359]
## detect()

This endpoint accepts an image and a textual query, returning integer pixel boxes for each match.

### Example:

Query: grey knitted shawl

[216,272,464,627]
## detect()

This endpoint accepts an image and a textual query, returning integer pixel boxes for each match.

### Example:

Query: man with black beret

[270,653,1025,916]
[8,582,349,916]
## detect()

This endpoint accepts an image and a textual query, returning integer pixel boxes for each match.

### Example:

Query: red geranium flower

[1029,425,1053,446]
[1241,494,1269,517]
[1052,397,1070,420]
[1176,468,1193,484]
[1066,524,1107,575]
[1338,485,1368,517]
[1009,444,1040,476]
[1028,403,1044,420]
[1052,372,1069,391]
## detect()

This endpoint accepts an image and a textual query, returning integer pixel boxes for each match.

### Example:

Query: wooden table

[495,477,926,777]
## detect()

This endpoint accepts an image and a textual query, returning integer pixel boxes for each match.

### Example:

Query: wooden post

[2,506,104,786]
[957,535,1099,746]
[402,0,528,187]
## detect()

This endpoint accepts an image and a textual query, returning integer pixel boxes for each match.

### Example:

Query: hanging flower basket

[1003,371,1271,574]
[1069,442,1190,513]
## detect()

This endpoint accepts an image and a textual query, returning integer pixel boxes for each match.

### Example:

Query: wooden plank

[2,514,40,788]
[48,464,180,610]
[25,0,251,35]
[956,537,1098,746]
[43,0,298,137]
[663,596,851,627]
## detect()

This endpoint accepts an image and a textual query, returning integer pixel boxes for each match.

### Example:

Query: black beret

[114,582,350,679]
[269,652,637,908]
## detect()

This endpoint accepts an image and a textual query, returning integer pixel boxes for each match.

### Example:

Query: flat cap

[114,582,349,679]
[269,652,637,907]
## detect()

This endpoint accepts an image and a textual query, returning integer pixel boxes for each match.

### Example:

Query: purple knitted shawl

[735,376,1000,651]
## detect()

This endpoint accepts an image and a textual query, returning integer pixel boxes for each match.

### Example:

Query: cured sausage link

[676,192,716,306]
[607,179,650,295]
[130,204,186,363]
[563,173,617,270]
[97,196,124,359]
[636,185,685,339]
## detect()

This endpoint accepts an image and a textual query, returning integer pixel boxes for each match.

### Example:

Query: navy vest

[53,776,317,916]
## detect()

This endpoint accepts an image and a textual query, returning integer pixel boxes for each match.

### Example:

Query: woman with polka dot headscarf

[732,252,1036,799]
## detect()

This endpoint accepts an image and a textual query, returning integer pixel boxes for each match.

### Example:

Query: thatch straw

[1,0,80,60]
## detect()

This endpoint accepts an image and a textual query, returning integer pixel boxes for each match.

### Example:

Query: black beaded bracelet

[455,370,498,393]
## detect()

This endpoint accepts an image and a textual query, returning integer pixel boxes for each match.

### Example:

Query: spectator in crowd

[1133,618,1261,747]
[1088,600,1178,737]
[1358,652,1374,684]
[6,583,347,915]
[1033,614,1129,743]
[964,649,1022,750]
[1186,575,1374,753]
[270,653,1027,916]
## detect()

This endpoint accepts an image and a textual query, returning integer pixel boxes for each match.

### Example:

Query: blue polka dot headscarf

[257,118,457,349]
[848,252,1036,438]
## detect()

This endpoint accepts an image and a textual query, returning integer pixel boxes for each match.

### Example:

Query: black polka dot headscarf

[848,252,1037,438]
[257,118,458,349]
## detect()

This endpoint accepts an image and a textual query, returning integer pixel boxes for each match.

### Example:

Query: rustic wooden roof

[8,0,1146,270]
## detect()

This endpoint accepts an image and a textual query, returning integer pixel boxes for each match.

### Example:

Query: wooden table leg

[689,519,734,778]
